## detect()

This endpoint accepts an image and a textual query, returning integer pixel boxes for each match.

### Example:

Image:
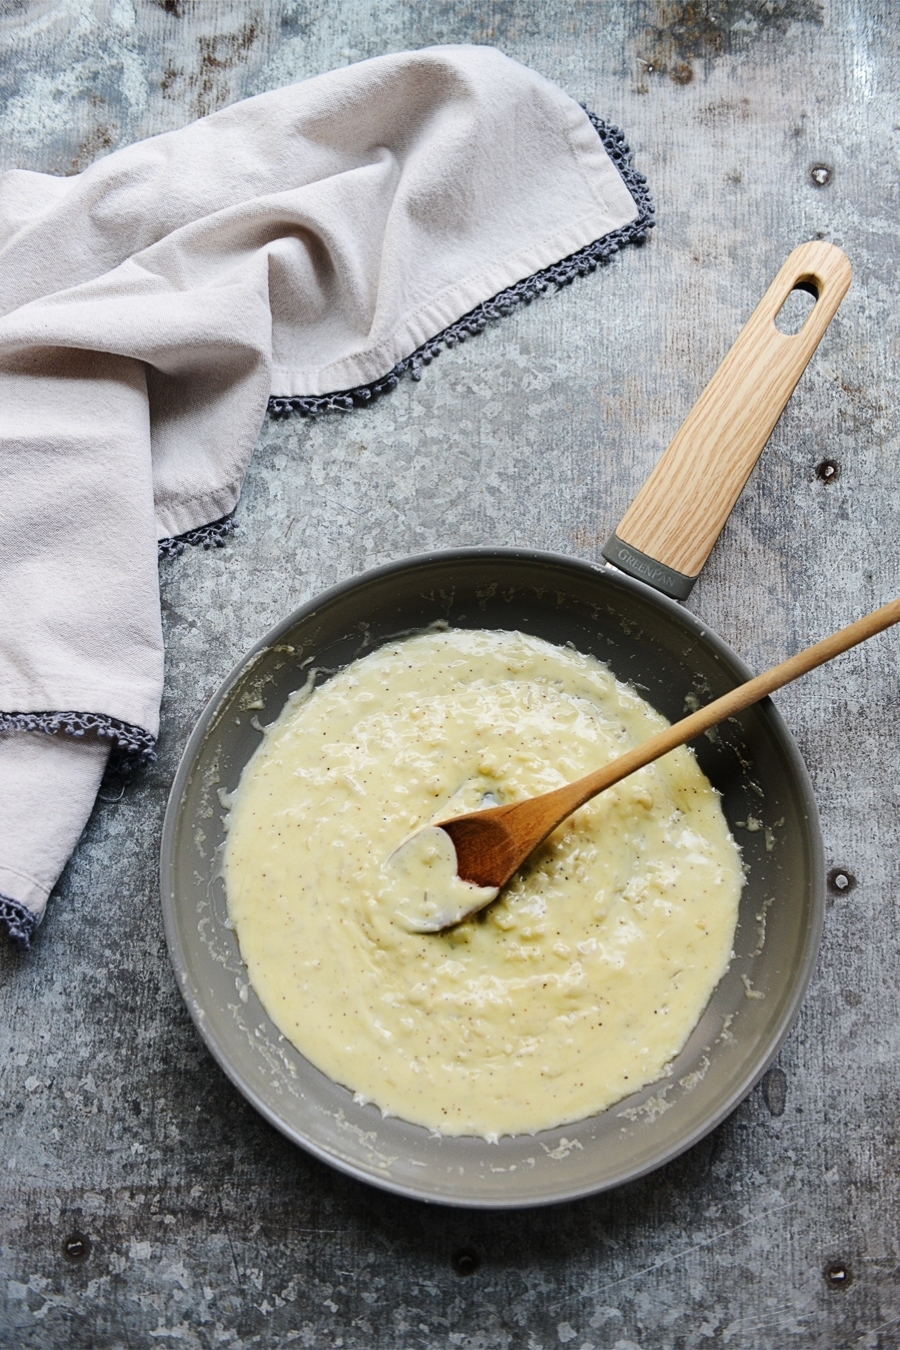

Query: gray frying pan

[161,242,851,1207]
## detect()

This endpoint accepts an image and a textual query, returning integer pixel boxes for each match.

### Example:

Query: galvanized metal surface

[1,2,898,1347]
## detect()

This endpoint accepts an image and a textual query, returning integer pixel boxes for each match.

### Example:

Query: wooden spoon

[406,597,900,931]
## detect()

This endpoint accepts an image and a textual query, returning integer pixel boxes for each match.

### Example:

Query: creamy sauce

[224,629,743,1138]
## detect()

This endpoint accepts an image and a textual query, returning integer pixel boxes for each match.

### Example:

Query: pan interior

[161,550,823,1207]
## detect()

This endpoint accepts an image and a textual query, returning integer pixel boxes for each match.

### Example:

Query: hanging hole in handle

[774,279,820,335]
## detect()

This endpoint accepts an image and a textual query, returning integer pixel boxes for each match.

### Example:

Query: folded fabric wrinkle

[262,115,653,422]
[0,46,653,947]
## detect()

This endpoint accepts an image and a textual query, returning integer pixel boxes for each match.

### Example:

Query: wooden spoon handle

[603,242,852,597]
[534,595,900,827]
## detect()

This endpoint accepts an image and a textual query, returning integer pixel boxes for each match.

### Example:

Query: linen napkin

[0,44,652,946]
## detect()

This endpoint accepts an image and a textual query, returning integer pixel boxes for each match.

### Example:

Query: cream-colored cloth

[0,45,646,943]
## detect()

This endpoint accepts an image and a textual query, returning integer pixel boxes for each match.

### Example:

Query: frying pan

[161,242,851,1206]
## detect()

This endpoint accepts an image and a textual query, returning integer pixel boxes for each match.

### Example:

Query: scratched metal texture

[1,1,898,1347]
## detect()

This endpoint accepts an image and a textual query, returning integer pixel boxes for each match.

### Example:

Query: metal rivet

[825,1261,852,1288]
[810,164,832,186]
[815,459,839,483]
[452,1247,480,1276]
[62,1233,90,1262]
[828,868,856,894]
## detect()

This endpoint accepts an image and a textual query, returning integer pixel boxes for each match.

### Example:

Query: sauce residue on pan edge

[223,628,743,1139]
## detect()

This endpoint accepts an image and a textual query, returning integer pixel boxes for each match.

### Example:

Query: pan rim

[160,545,824,1207]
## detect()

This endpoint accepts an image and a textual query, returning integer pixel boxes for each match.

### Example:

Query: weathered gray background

[1,1,898,1346]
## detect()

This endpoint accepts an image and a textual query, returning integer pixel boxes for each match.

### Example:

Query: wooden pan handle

[602,242,852,598]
